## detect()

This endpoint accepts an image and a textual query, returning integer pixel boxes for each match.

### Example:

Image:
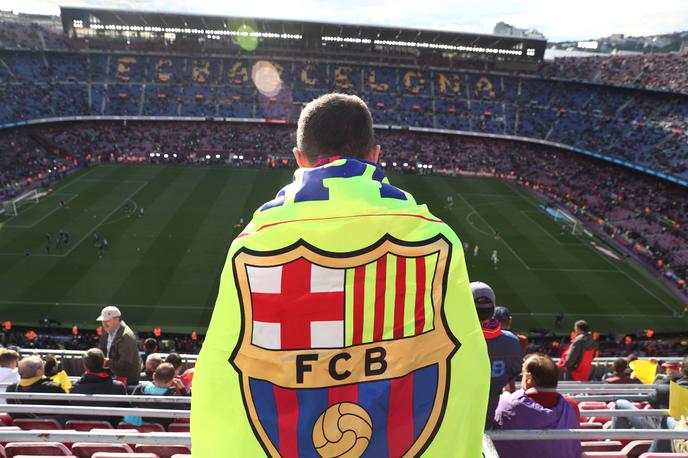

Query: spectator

[70,348,128,426]
[143,338,158,361]
[494,306,528,354]
[43,354,71,392]
[604,358,635,384]
[97,305,143,385]
[144,353,163,381]
[559,319,598,381]
[470,281,523,429]
[6,355,65,419]
[165,352,183,376]
[0,350,20,403]
[125,362,188,429]
[493,353,581,458]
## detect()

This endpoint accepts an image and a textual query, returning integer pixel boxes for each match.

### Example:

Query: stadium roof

[60,7,546,62]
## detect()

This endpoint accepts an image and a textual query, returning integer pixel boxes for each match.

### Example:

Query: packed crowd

[542,53,688,94]
[1,50,687,179]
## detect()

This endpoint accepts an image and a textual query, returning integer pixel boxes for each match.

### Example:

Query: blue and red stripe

[248,364,438,457]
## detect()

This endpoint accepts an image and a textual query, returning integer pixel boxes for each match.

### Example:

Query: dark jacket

[651,374,687,409]
[98,321,143,385]
[6,378,66,419]
[130,382,189,428]
[563,332,598,379]
[70,368,128,426]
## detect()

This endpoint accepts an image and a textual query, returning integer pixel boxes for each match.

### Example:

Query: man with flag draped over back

[191,93,489,457]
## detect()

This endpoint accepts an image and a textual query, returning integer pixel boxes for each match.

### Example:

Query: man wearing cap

[97,306,142,385]
[471,281,523,429]
[494,306,529,354]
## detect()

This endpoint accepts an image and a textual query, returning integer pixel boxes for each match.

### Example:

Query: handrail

[0,392,191,404]
[568,395,649,402]
[0,429,686,444]
[487,429,688,440]
[578,409,667,417]
[0,404,189,418]
[16,348,199,361]
[0,430,191,446]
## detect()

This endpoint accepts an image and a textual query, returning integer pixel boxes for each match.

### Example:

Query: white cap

[96,305,121,321]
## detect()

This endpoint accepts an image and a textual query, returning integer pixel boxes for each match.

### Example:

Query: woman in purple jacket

[493,353,581,458]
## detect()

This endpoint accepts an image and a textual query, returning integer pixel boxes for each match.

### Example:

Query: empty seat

[170,455,191,458]
[166,424,188,433]
[580,422,604,429]
[639,454,688,458]
[65,421,113,432]
[71,443,133,458]
[5,442,71,457]
[581,452,627,458]
[582,441,624,452]
[91,454,159,458]
[622,441,652,458]
[0,414,13,426]
[117,423,165,433]
[12,419,62,431]
[134,446,190,458]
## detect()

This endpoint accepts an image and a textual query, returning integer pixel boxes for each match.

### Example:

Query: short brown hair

[154,362,176,384]
[297,93,375,162]
[0,350,19,367]
[524,353,559,389]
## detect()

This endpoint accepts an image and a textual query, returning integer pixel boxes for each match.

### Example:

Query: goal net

[1,190,39,216]
[544,206,584,235]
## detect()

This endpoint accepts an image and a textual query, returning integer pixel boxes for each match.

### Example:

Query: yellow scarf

[18,376,42,387]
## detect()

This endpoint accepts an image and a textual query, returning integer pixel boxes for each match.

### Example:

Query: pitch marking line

[518,210,584,247]
[499,180,681,315]
[456,193,532,271]
[3,194,79,229]
[0,181,148,257]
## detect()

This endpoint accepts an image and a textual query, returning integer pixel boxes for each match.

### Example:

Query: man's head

[574,320,589,335]
[294,93,379,167]
[521,353,559,390]
[18,356,44,379]
[493,306,512,329]
[165,353,183,375]
[145,353,163,375]
[0,350,19,369]
[152,362,176,388]
[662,361,682,377]
[143,338,158,354]
[97,305,122,334]
[470,281,496,322]
[682,356,688,378]
[612,358,628,375]
[83,348,105,372]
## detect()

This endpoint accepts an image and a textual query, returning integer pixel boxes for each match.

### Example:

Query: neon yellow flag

[629,360,657,385]
[50,370,72,393]
[670,381,688,419]
[191,158,490,457]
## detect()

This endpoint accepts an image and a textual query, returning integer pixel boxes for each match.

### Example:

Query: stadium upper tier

[1,50,687,181]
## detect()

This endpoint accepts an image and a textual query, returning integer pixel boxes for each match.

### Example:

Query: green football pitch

[0,164,684,335]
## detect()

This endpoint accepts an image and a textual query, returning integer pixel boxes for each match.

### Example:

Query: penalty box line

[3,194,79,229]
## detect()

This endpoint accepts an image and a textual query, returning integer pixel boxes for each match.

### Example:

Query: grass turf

[0,164,684,335]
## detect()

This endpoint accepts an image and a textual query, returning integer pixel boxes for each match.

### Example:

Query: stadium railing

[0,392,191,403]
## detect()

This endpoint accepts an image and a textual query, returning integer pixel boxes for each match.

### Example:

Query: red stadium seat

[582,453,627,458]
[170,455,190,458]
[117,423,165,433]
[91,454,159,458]
[12,456,77,458]
[134,446,189,458]
[65,421,113,432]
[582,441,624,452]
[0,414,13,426]
[5,442,71,457]
[580,422,604,429]
[621,440,652,458]
[11,419,62,431]
[166,424,188,433]
[71,443,133,458]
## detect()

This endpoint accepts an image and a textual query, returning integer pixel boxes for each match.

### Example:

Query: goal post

[1,190,39,216]
[543,206,584,235]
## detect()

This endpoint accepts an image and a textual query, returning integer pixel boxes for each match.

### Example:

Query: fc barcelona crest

[230,235,459,458]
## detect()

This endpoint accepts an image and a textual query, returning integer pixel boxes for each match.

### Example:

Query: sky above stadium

[6,0,688,42]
